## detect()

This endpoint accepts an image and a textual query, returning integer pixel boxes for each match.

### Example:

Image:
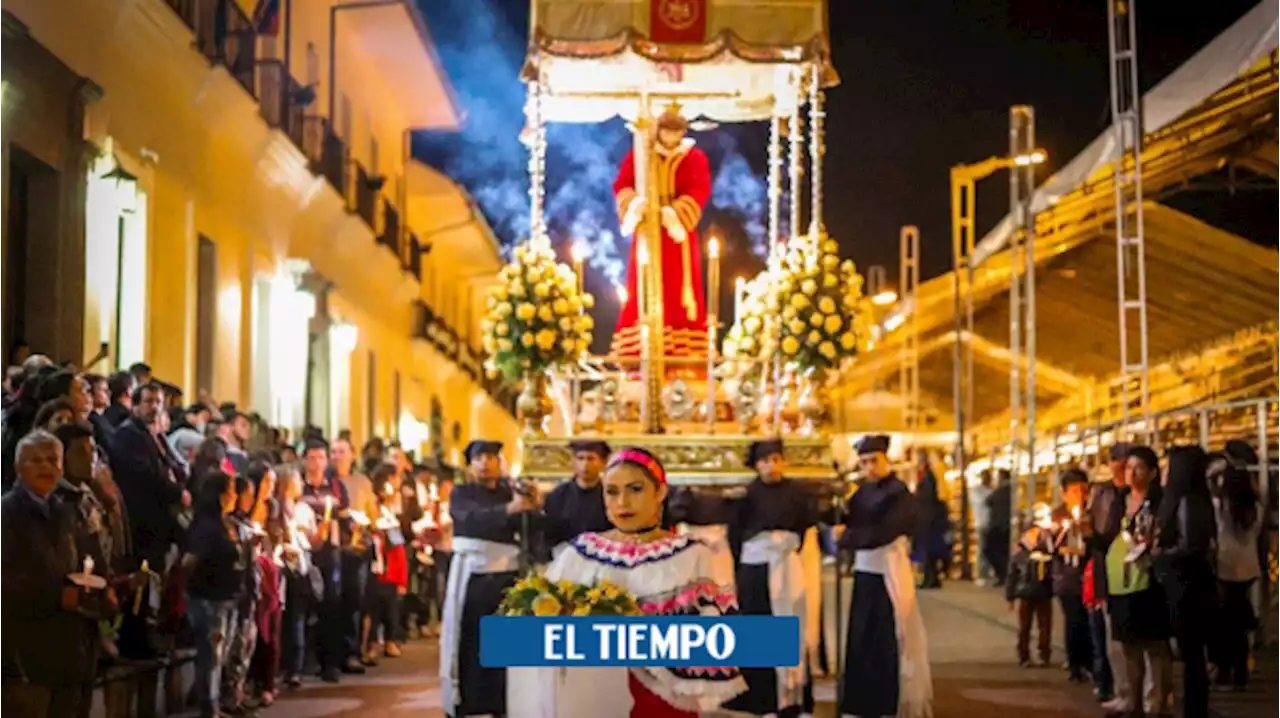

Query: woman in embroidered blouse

[510,447,746,718]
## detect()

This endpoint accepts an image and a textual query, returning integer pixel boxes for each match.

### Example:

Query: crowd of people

[1,353,458,718]
[987,440,1272,718]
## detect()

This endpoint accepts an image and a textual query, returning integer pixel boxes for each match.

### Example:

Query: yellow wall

[4,0,517,450]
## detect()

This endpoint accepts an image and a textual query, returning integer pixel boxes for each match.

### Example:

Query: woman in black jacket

[1155,446,1217,718]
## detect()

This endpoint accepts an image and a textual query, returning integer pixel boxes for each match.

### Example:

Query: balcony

[166,0,258,98]
[405,233,424,279]
[354,164,380,233]
[258,60,314,152]
[379,203,401,255]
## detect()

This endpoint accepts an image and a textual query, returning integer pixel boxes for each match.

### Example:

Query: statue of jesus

[611,103,711,358]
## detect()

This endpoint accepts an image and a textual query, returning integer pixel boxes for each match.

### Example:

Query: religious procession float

[481,0,874,488]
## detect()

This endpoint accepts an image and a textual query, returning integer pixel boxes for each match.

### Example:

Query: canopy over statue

[524,0,838,123]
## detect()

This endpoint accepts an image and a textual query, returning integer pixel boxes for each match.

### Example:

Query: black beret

[464,440,504,463]
[855,434,891,455]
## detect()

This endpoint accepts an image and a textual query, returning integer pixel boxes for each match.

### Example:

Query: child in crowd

[1007,503,1056,667]
[362,464,409,665]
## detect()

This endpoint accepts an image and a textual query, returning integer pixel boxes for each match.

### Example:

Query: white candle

[324,495,333,522]
[707,236,721,320]
[83,555,94,577]
[733,277,745,325]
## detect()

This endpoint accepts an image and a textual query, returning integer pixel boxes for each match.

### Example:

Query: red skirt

[628,672,698,718]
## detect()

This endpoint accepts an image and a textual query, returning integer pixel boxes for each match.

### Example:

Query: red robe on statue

[611,139,711,358]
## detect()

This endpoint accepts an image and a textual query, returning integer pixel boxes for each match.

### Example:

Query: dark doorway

[195,235,217,395]
[3,147,61,362]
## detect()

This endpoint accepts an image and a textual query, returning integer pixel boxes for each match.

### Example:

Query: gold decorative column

[633,98,665,434]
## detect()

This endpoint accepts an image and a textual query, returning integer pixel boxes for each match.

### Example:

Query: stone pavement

[247,579,1275,718]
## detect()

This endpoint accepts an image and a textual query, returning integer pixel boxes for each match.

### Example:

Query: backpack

[1105,528,1150,596]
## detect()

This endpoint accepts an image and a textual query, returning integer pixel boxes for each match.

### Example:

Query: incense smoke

[415,0,771,292]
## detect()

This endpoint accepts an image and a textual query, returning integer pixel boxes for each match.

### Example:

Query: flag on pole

[253,0,281,36]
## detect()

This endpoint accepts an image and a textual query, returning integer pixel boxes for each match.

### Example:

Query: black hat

[52,420,95,446]
[747,438,784,466]
[464,439,503,463]
[569,439,611,458]
[1108,442,1133,461]
[855,434,891,455]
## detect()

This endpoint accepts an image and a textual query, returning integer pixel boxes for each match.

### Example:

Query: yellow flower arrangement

[482,242,595,382]
[721,273,775,379]
[757,230,872,373]
[499,575,642,617]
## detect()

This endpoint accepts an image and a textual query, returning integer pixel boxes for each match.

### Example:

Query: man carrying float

[721,438,820,718]
[440,440,543,718]
[838,435,933,718]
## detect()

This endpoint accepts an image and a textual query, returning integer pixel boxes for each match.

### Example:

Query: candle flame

[615,284,629,304]
[708,236,720,259]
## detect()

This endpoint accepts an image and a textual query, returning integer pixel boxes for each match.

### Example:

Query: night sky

[416,0,1274,305]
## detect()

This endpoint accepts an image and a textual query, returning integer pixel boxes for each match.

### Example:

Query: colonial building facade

[1,0,516,458]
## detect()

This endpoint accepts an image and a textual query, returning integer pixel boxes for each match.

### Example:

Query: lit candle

[324,495,333,523]
[133,559,150,615]
[707,235,721,321]
[733,276,745,325]
[616,283,629,306]
[83,555,94,577]
[571,242,586,295]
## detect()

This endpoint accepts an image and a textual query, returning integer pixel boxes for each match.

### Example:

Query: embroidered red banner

[650,0,707,45]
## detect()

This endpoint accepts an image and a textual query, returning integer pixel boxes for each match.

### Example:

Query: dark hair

[107,371,134,402]
[83,373,106,388]
[128,362,151,376]
[370,462,397,498]
[191,437,230,482]
[35,370,79,404]
[1127,446,1159,473]
[1221,466,1260,533]
[303,438,329,456]
[131,381,163,406]
[195,470,232,518]
[246,459,274,487]
[1157,445,1209,541]
[34,397,75,428]
[1059,467,1089,490]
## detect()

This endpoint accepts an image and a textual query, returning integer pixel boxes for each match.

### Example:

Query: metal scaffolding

[1008,106,1037,513]
[899,227,921,451]
[1108,0,1152,435]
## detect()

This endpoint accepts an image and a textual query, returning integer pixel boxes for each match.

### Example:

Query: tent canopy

[525,0,833,123]
[837,203,1279,432]
[971,0,1278,267]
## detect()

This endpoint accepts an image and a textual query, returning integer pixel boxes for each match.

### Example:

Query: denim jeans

[188,597,235,718]
[1088,607,1113,696]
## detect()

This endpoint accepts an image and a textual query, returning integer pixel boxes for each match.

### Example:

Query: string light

[808,61,825,240]
[767,113,782,265]
[526,78,548,250]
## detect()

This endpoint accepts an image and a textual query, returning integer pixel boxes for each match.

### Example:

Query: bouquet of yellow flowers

[499,575,643,617]
[721,273,773,378]
[764,230,872,373]
[482,242,595,382]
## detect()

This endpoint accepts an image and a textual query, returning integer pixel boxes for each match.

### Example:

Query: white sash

[858,537,934,718]
[439,537,522,711]
[741,530,807,709]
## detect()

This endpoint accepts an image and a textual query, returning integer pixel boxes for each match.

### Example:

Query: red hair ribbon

[607,448,666,486]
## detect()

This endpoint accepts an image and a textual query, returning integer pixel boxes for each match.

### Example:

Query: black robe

[721,478,820,716]
[541,479,611,550]
[448,480,537,717]
[838,474,917,717]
